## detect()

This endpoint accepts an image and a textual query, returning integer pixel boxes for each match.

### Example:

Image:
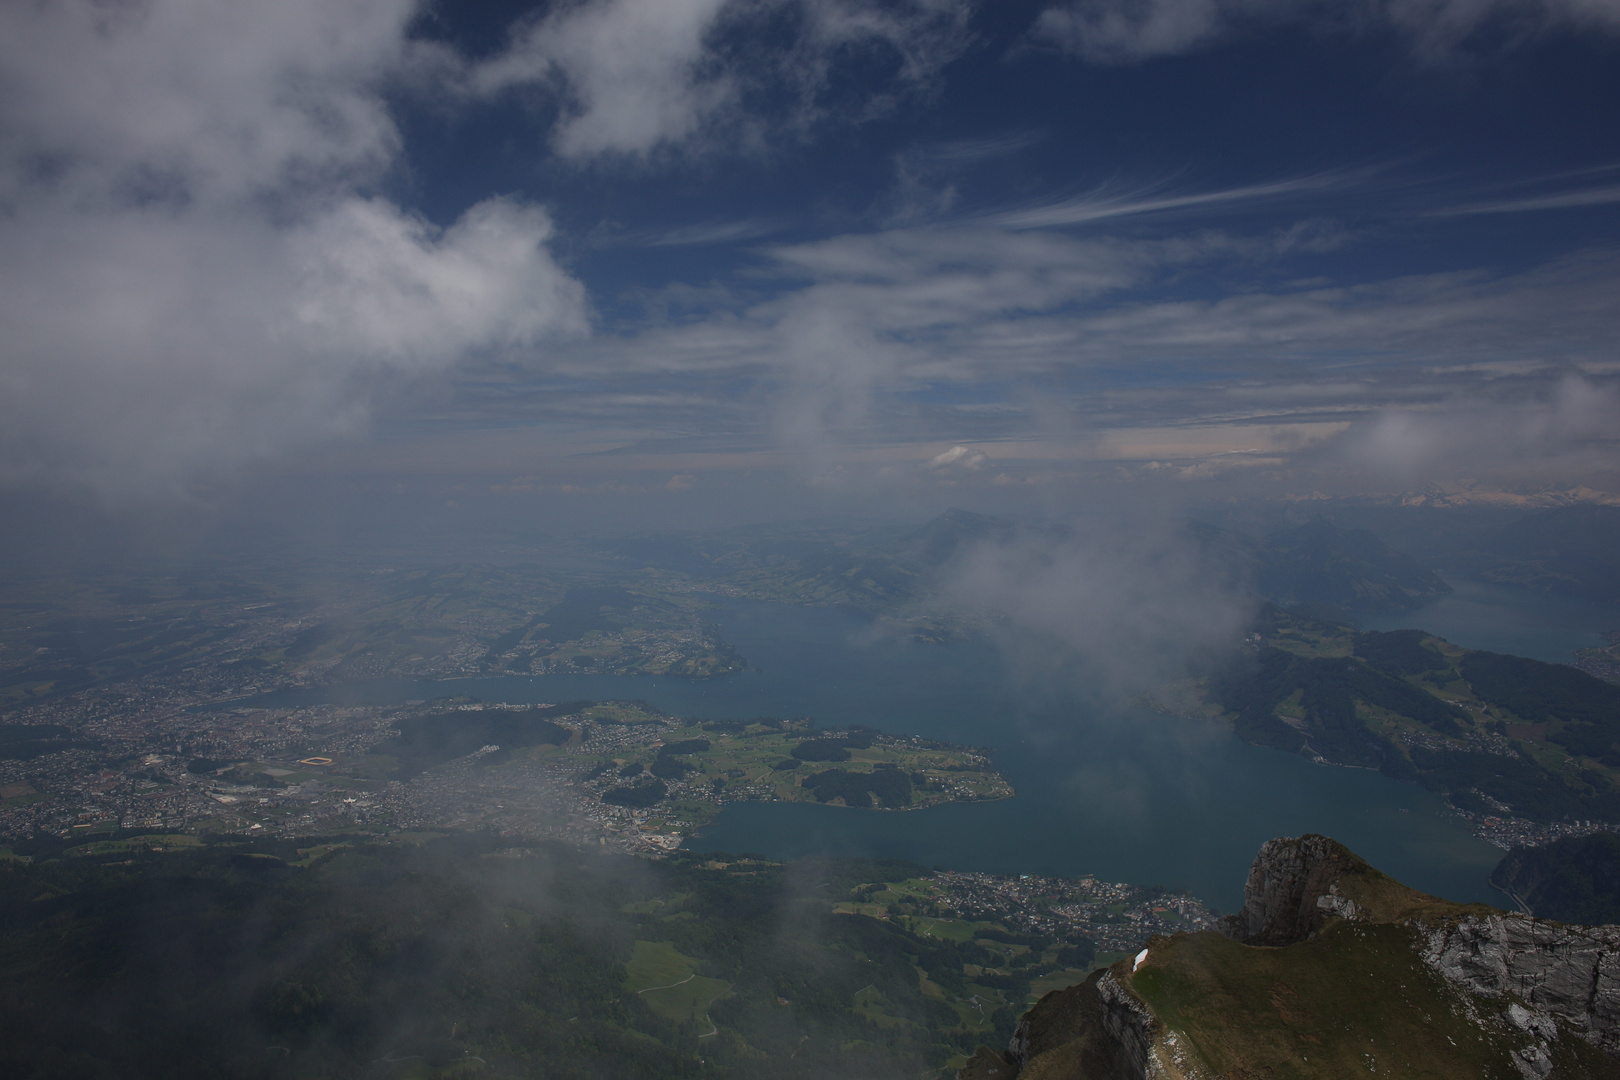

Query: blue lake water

[240,595,1545,913]
[1361,577,1620,662]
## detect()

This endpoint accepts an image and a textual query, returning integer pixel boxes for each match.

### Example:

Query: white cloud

[928,444,989,469]
[0,193,584,498]
[475,0,736,159]
[982,175,1346,229]
[0,0,586,499]
[939,517,1255,695]
[1334,374,1620,486]
[473,0,975,160]
[0,0,425,205]
[469,217,1620,492]
[1037,0,1225,63]
[8,1,1606,504]
[286,198,585,365]
[1436,184,1620,215]
[1034,0,1620,64]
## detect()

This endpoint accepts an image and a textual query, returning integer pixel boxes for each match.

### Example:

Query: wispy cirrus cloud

[444,206,1620,492]
[605,217,789,248]
[1034,0,1620,65]
[980,173,1352,229]
[1436,184,1620,215]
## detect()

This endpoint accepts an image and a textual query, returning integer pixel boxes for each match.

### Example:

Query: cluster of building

[929,870,1218,954]
[1399,726,1518,758]
[1389,729,1620,851]
[0,669,412,842]
[1458,811,1620,852]
[1573,633,1620,686]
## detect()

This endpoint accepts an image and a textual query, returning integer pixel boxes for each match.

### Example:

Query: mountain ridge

[962,835,1620,1079]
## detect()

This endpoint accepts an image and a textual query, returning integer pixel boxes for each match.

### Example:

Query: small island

[556,705,1014,849]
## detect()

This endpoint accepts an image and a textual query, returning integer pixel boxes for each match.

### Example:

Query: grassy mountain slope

[964,837,1620,1080]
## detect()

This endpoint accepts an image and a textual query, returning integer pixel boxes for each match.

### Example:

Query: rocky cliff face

[1219,833,1369,946]
[963,970,1137,1080]
[1422,914,1620,1071]
[960,835,1620,1080]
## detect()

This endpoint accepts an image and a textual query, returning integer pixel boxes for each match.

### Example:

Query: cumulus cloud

[286,198,585,364]
[0,0,585,498]
[474,0,736,158]
[0,0,987,498]
[1034,0,1620,64]
[473,0,975,159]
[928,444,989,469]
[0,0,416,205]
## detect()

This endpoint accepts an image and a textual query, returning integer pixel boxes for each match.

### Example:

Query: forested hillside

[1211,607,1620,824]
[0,835,1077,1080]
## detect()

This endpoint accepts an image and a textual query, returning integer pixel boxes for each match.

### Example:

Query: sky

[2,0,1619,541]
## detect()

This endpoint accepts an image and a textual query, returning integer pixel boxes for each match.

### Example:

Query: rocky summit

[961,835,1620,1080]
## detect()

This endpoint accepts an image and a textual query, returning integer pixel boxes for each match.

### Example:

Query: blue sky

[1,0,1617,524]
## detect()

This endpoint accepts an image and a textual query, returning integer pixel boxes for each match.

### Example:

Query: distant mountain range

[1217,500,1620,608]
[1194,516,1453,617]
[1458,505,1620,605]
[600,509,1455,618]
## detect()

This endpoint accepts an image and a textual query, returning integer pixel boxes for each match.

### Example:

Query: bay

[1360,577,1620,663]
[243,598,1505,914]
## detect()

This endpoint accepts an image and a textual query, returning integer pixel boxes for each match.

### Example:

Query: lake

[236,588,1609,913]
[1361,576,1620,662]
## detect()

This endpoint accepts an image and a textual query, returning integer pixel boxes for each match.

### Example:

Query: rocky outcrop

[962,835,1620,1080]
[1228,834,1620,1063]
[958,971,1146,1080]
[1093,972,1156,1078]
[1422,914,1620,1057]
[1228,834,1620,1061]
[1220,833,1370,945]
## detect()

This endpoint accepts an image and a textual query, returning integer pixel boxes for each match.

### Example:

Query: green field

[624,940,731,1026]
[1025,968,1094,1001]
[895,915,992,943]
[594,718,1011,817]
[61,834,202,858]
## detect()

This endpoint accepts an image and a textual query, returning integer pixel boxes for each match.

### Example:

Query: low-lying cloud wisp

[937,514,1255,699]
